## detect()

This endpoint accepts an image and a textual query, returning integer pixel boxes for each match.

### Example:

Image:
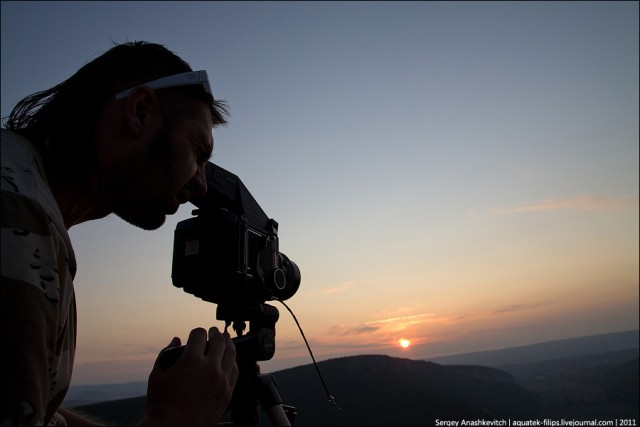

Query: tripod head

[217,302,279,363]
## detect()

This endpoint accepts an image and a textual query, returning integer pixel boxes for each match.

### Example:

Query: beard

[107,124,178,231]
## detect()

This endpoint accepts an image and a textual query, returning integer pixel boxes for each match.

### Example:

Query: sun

[399,338,411,349]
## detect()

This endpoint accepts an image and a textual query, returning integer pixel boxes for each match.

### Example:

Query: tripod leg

[229,362,261,426]
[257,373,293,427]
[265,404,291,427]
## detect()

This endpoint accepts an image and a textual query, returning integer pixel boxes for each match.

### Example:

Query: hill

[499,350,639,420]
[73,355,541,425]
[68,330,639,425]
[272,355,540,425]
[65,329,639,407]
[428,330,638,366]
[63,381,147,408]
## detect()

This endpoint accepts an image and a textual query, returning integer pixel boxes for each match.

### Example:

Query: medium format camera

[162,162,300,366]
[171,162,301,306]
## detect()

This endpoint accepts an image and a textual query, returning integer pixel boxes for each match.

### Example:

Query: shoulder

[2,129,52,200]
[1,129,77,286]
[1,129,67,231]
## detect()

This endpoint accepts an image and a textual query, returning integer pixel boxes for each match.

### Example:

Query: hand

[143,327,239,426]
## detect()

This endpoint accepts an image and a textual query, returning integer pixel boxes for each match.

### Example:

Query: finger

[223,332,236,359]
[221,333,238,380]
[205,327,226,362]
[152,337,182,371]
[163,336,181,351]
[183,327,208,357]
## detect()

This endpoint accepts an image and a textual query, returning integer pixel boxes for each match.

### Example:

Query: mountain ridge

[71,354,542,425]
[428,329,638,366]
[69,347,638,425]
[64,329,638,406]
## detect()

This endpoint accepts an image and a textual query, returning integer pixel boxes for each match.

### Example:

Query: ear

[122,86,161,137]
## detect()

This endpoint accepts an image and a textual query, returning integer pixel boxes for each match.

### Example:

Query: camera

[166,162,301,364]
[171,162,301,305]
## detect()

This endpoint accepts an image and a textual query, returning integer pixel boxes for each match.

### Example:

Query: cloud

[326,311,446,343]
[315,280,355,295]
[329,324,381,336]
[326,303,551,341]
[490,195,638,215]
[369,312,437,326]
[491,302,547,315]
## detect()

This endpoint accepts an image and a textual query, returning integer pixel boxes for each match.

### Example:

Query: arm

[1,161,77,426]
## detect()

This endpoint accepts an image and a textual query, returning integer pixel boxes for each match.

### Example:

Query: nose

[192,163,208,197]
[190,163,208,198]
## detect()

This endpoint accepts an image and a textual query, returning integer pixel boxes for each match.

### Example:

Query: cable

[273,298,341,410]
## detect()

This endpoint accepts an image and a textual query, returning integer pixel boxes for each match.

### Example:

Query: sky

[1,1,638,385]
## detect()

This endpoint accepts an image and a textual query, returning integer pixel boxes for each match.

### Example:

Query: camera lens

[272,269,287,290]
[273,253,301,301]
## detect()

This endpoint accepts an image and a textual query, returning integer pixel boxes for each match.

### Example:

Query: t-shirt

[1,129,77,426]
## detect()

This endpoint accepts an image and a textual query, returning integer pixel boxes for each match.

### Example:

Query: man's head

[4,41,228,230]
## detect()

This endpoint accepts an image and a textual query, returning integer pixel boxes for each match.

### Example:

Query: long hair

[4,41,228,182]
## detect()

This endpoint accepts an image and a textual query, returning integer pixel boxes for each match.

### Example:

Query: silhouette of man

[1,41,238,426]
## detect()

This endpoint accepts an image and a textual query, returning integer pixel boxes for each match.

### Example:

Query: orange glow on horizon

[399,338,411,349]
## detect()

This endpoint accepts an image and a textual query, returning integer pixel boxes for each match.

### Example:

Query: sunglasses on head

[115,70,212,100]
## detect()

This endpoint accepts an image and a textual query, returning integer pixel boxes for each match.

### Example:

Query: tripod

[219,303,297,427]
[158,302,297,425]
[226,358,295,426]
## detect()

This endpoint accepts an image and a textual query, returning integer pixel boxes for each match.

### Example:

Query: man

[1,41,239,425]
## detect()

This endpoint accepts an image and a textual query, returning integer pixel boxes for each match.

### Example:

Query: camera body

[166,163,300,365]
[171,162,300,306]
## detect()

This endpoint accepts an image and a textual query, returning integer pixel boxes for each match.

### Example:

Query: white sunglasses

[114,70,212,100]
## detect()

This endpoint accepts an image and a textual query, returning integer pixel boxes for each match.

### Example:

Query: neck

[46,169,111,229]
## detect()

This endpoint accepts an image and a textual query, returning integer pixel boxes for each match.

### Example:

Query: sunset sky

[2,1,638,385]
